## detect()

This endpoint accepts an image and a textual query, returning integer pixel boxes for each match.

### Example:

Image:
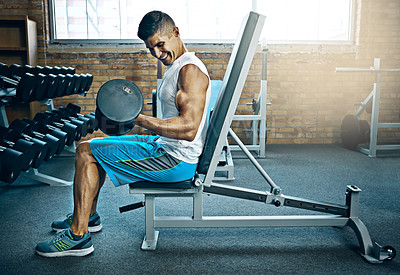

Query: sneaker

[51,212,102,233]
[36,229,94,257]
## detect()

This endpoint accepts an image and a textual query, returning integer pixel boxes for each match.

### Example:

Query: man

[36,10,210,257]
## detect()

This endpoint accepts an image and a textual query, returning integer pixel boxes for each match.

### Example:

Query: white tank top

[157,52,211,164]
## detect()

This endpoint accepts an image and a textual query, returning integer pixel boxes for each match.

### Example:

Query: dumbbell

[56,104,92,136]
[0,145,24,184]
[49,109,88,137]
[20,118,66,159]
[44,66,75,76]
[42,110,86,139]
[63,103,96,134]
[24,65,75,76]
[0,73,37,102]
[0,126,37,172]
[75,74,93,94]
[62,74,77,96]
[95,79,143,135]
[83,74,93,92]
[33,112,79,146]
[7,64,27,78]
[1,64,50,101]
[29,70,68,99]
[8,119,49,168]
[0,62,10,77]
[87,112,98,133]
[35,73,65,100]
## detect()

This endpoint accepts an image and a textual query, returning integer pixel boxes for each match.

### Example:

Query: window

[49,0,353,43]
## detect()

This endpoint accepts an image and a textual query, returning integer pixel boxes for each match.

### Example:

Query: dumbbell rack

[0,99,73,186]
[336,58,400,157]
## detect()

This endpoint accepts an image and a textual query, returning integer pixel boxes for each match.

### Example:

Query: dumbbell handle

[1,139,16,148]
[0,75,18,86]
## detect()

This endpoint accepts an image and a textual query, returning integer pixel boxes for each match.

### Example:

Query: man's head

[138,11,186,66]
[137,11,175,41]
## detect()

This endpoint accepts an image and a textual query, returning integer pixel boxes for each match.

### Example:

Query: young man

[36,10,211,257]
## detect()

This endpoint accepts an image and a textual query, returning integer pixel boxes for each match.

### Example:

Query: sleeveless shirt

[156,52,211,164]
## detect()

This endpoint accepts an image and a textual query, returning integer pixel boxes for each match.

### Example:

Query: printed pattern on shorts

[90,135,197,186]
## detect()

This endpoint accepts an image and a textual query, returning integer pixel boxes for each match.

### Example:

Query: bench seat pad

[129,179,193,189]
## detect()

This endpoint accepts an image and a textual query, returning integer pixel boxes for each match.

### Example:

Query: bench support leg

[141,195,159,250]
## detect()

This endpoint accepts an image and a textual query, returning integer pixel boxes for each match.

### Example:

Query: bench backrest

[197,12,265,177]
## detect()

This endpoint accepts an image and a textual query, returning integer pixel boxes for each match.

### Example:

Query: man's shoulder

[179,52,209,76]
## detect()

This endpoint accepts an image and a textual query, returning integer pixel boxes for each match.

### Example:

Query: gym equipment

[18,118,63,160]
[0,62,90,186]
[341,115,361,150]
[0,126,36,172]
[230,49,270,158]
[0,72,37,102]
[8,119,48,168]
[53,74,68,98]
[60,103,94,134]
[84,112,98,134]
[95,79,143,135]
[9,64,75,77]
[62,74,76,96]
[0,63,87,100]
[32,73,50,100]
[82,73,93,92]
[336,58,400,157]
[49,108,88,137]
[33,113,78,146]
[341,115,371,150]
[120,12,395,263]
[0,145,24,183]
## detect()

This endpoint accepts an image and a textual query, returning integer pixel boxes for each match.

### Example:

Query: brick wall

[1,0,399,145]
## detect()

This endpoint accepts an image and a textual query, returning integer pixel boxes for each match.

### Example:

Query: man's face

[144,27,180,66]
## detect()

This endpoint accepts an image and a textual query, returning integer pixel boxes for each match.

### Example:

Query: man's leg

[69,141,105,236]
[36,141,102,257]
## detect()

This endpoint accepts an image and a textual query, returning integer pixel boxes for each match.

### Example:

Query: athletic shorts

[90,135,197,187]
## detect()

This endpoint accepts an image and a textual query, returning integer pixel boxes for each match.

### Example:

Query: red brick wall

[1,0,399,145]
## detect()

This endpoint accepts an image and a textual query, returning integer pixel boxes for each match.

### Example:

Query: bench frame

[126,12,395,263]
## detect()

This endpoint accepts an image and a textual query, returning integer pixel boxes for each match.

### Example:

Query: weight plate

[96,79,143,125]
[341,115,360,150]
[359,120,370,144]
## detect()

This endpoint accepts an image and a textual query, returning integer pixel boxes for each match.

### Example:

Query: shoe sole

[52,224,103,233]
[36,246,94,257]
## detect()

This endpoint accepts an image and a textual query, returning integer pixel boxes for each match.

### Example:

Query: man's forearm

[133,114,197,141]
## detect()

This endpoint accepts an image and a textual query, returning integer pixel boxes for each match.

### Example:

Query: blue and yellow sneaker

[36,229,94,257]
[51,212,102,233]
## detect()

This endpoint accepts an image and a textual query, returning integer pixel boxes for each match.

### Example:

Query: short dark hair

[137,11,176,41]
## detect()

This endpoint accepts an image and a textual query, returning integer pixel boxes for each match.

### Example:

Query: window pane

[53,0,251,40]
[258,0,351,41]
[51,0,352,42]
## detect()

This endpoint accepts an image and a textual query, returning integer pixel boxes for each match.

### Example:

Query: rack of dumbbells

[0,62,98,186]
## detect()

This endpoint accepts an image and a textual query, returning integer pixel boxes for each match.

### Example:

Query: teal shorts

[90,135,197,187]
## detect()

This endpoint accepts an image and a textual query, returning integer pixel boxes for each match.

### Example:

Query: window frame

[48,0,355,46]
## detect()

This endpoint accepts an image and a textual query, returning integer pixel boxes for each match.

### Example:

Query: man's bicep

[177,64,209,113]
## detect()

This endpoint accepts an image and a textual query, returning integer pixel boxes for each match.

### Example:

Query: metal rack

[336,58,400,157]
[0,98,73,186]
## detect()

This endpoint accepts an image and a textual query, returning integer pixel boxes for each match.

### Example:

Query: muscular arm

[134,64,209,141]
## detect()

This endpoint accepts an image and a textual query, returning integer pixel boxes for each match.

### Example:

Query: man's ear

[173,27,180,37]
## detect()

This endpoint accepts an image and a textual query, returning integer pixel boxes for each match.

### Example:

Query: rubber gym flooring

[0,144,399,274]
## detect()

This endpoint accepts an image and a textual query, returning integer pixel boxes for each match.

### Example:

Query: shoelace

[52,230,68,244]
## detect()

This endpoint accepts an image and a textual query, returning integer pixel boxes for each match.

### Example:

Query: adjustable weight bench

[121,12,396,263]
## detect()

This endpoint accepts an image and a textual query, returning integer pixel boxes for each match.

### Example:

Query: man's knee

[76,141,94,161]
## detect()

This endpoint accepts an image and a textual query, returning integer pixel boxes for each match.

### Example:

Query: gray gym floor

[0,144,399,274]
